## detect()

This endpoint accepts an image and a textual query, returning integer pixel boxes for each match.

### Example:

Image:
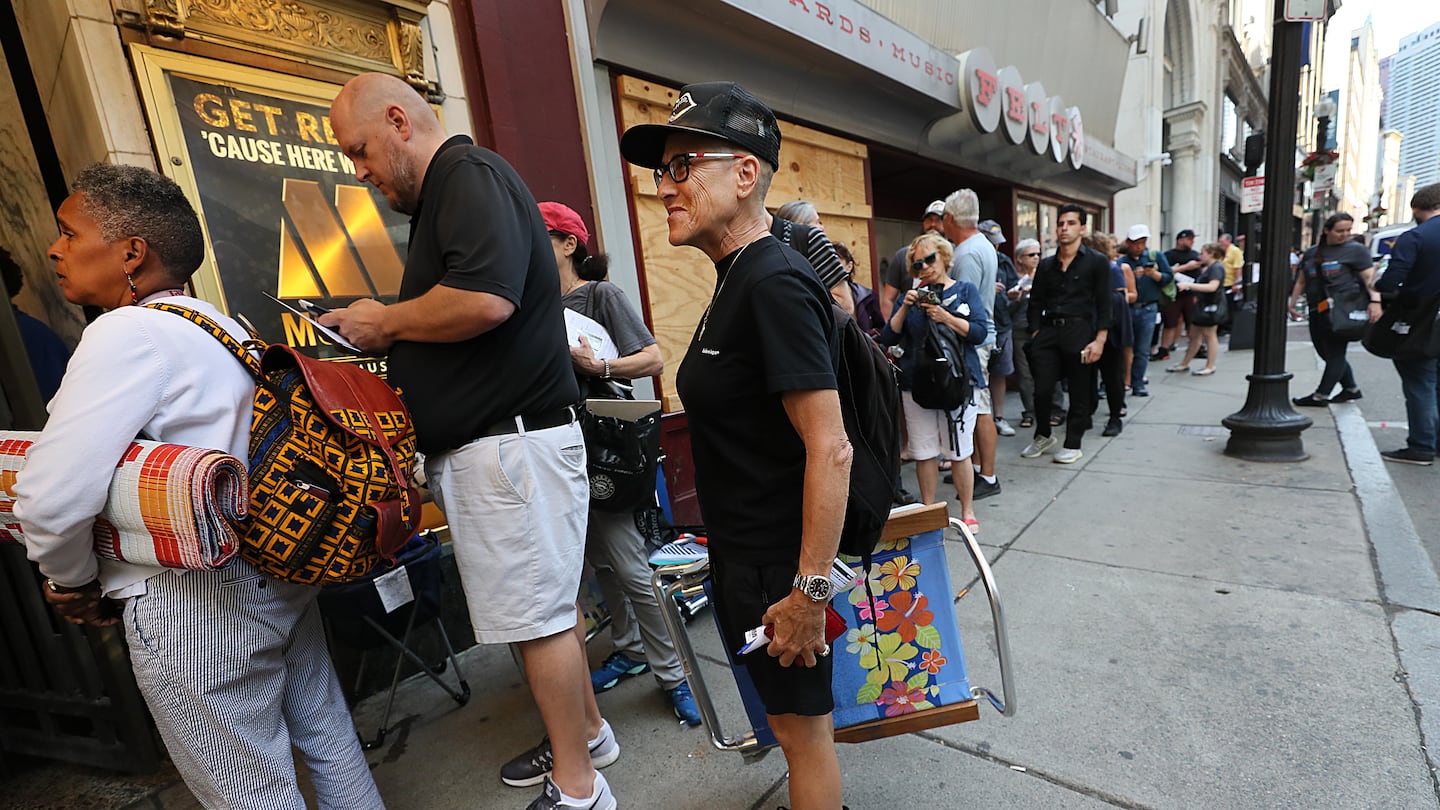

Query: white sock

[557,772,604,807]
[980,474,997,485]
[972,463,981,474]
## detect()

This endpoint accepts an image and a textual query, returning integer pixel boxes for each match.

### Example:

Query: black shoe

[893,487,918,506]
[1331,388,1363,402]
[1292,393,1329,407]
[942,472,953,484]
[973,475,1001,500]
[1102,417,1122,437]
[1196,346,1209,359]
[1381,448,1435,466]
[1150,349,1169,361]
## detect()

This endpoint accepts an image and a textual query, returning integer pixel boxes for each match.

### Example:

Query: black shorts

[710,555,834,717]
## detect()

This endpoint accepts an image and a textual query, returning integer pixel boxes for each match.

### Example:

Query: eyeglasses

[910,252,939,273]
[1021,252,1041,258]
[653,152,743,188]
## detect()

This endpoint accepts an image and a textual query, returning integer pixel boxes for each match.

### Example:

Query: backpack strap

[146,302,263,379]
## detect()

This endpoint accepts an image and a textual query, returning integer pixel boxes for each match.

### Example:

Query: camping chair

[319,532,470,749]
[651,502,1014,762]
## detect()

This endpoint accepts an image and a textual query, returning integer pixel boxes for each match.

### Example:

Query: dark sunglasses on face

[910,252,939,272]
[1021,251,1040,258]
[653,152,743,187]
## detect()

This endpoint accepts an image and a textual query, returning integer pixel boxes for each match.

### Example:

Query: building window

[1222,94,1239,156]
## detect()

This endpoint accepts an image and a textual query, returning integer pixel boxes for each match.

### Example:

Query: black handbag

[1192,290,1228,327]
[1367,295,1440,359]
[1326,285,1372,341]
[580,399,661,513]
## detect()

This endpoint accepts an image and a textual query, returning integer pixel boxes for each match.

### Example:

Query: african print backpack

[148,303,420,585]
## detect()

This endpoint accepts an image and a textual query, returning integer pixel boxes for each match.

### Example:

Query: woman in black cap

[621,82,851,810]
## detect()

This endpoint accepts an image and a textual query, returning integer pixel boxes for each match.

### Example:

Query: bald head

[331,72,446,214]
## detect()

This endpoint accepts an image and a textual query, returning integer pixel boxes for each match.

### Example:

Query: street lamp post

[1310,97,1336,245]
[1222,0,1315,461]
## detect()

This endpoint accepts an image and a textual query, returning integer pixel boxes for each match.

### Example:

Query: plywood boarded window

[615,75,873,413]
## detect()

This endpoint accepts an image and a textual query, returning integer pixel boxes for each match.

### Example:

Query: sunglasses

[1021,251,1040,258]
[910,252,939,273]
[653,152,743,188]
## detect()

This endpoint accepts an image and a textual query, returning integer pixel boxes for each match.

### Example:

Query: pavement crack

[912,731,1155,809]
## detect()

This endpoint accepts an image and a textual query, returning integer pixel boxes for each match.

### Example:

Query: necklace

[562,277,589,297]
[698,241,752,341]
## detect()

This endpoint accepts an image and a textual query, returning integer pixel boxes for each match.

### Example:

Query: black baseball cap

[1176,229,1196,239]
[620,82,781,171]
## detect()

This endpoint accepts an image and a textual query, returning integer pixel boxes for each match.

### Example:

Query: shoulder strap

[146,302,263,378]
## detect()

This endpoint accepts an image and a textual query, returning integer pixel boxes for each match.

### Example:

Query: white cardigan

[13,295,254,597]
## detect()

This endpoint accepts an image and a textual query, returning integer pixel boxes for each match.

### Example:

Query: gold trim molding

[126,0,432,94]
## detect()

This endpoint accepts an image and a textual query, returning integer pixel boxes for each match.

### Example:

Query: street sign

[1314,162,1336,193]
[1241,176,1265,214]
[1284,0,1327,21]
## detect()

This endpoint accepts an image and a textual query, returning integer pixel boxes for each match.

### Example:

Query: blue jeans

[1394,355,1440,455]
[1130,303,1158,390]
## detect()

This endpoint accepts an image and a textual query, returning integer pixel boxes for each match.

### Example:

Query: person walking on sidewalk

[324,74,617,810]
[1022,204,1111,464]
[878,233,990,531]
[541,201,702,726]
[1121,224,1172,397]
[1287,213,1378,408]
[1167,243,1226,376]
[1008,238,1041,429]
[620,81,852,810]
[1374,183,1440,465]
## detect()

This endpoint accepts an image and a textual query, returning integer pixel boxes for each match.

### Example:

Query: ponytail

[574,242,610,281]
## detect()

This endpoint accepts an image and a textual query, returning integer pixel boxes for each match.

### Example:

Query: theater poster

[132,46,416,375]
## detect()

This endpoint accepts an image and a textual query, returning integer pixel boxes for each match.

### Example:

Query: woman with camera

[878,232,990,532]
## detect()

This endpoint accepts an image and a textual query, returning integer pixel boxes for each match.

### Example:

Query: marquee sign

[959,47,1084,170]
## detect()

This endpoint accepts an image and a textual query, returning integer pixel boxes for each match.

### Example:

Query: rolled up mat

[0,430,248,571]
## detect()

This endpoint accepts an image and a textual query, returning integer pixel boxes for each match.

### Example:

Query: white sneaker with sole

[1020,435,1058,458]
[995,417,1017,437]
[1053,448,1083,464]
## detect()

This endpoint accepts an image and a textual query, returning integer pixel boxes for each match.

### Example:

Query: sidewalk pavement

[99,329,1440,809]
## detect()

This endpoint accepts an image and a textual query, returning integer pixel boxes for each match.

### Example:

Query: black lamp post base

[1222,372,1314,462]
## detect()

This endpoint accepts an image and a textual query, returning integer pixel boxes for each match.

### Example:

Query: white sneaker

[1020,435,1058,458]
[527,772,616,810]
[1053,448,1084,464]
[995,417,1017,437]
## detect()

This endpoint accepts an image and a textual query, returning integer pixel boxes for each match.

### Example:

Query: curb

[1332,400,1440,788]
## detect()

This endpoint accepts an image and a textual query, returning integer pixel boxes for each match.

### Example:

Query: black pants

[1308,313,1357,396]
[1092,341,1126,419]
[1028,321,1096,449]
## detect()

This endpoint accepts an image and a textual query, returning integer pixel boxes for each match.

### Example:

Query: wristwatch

[793,573,834,603]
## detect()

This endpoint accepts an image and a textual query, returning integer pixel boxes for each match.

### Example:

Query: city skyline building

[1334,19,1381,228]
[1388,20,1440,193]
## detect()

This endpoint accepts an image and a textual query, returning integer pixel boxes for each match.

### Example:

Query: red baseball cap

[538,201,589,245]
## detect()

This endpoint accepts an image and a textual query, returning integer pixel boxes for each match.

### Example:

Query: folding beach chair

[652,502,1014,762]
[319,532,470,749]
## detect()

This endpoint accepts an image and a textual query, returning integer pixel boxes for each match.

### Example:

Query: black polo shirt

[391,135,578,454]
[675,236,837,565]
[1027,244,1113,335]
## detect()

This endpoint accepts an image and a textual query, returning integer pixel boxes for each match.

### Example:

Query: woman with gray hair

[1008,238,1041,427]
[13,164,383,809]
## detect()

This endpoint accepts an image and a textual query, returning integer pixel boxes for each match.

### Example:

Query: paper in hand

[262,293,364,354]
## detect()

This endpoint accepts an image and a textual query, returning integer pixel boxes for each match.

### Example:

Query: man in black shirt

[1022,204,1111,463]
[323,73,615,810]
[1159,228,1204,361]
[622,81,851,810]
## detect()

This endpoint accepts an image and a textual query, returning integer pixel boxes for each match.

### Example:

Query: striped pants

[123,559,384,809]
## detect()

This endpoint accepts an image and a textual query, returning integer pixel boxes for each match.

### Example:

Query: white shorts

[973,344,994,415]
[425,420,589,644]
[901,389,978,462]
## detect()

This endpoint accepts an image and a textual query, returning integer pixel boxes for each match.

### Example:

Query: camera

[916,284,944,307]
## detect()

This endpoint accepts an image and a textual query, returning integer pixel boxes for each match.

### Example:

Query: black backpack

[910,318,972,413]
[831,304,903,561]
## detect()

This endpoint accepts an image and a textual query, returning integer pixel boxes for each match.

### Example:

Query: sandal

[1049,414,1065,426]
[1191,367,1215,376]
[1166,364,1189,373]
[961,517,980,535]
[1019,415,1034,429]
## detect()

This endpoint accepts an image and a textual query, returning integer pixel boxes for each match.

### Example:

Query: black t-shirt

[1301,240,1373,301]
[392,135,579,454]
[1164,247,1201,270]
[1196,261,1226,306]
[675,236,837,565]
